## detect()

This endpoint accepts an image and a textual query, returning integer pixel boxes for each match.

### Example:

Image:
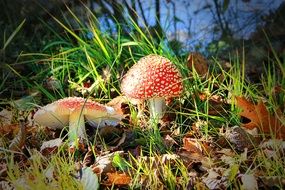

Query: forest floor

[0,10,285,190]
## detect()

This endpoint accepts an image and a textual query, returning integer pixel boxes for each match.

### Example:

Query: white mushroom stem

[68,111,87,146]
[148,97,167,120]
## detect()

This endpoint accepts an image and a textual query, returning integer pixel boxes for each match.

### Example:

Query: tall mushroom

[121,54,183,120]
[34,97,123,146]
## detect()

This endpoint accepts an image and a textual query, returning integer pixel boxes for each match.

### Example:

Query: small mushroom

[121,54,183,120]
[34,97,123,146]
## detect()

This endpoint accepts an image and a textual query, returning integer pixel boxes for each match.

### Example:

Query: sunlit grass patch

[6,150,83,190]
[128,152,190,189]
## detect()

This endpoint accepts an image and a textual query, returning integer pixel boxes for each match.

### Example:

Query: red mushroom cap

[56,97,106,112]
[121,55,183,99]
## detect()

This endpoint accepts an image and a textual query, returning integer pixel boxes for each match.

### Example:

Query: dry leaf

[105,172,131,186]
[202,168,228,189]
[0,181,14,190]
[161,153,179,164]
[43,166,55,183]
[0,123,19,137]
[236,96,285,139]
[92,151,123,175]
[82,147,96,167]
[258,176,285,188]
[0,109,13,126]
[240,174,258,190]
[220,155,236,165]
[224,126,257,151]
[259,139,285,150]
[259,139,285,159]
[216,148,236,156]
[40,138,63,155]
[9,120,26,152]
[81,167,99,190]
[163,134,178,148]
[178,151,204,164]
[187,52,209,77]
[183,138,203,154]
[183,137,211,155]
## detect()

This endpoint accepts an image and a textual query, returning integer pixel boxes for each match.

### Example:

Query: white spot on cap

[106,106,115,114]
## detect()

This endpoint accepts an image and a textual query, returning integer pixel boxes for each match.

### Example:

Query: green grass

[1,5,285,190]
[128,153,190,190]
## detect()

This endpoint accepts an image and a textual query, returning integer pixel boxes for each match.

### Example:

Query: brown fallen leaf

[178,150,204,166]
[0,124,19,137]
[163,134,178,149]
[183,138,203,154]
[236,96,285,139]
[9,119,26,152]
[187,52,209,77]
[40,138,63,156]
[224,126,258,151]
[104,172,131,186]
[183,137,211,155]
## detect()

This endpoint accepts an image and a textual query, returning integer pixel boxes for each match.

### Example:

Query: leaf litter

[236,96,285,139]
[1,93,284,190]
[1,63,285,189]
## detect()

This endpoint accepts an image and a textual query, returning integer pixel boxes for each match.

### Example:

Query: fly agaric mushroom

[34,97,123,146]
[121,54,183,120]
